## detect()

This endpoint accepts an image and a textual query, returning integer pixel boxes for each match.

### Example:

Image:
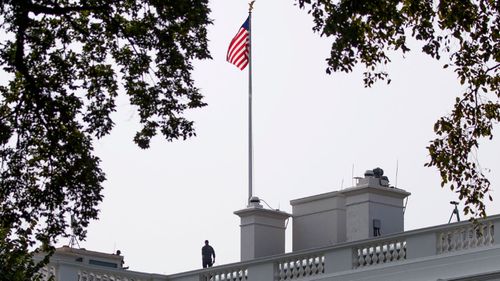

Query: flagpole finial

[249,0,255,12]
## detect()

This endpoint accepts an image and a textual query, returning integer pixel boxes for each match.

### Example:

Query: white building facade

[40,169,500,281]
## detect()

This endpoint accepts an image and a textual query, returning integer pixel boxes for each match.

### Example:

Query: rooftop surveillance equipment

[373,168,384,178]
[448,201,461,223]
[364,170,375,177]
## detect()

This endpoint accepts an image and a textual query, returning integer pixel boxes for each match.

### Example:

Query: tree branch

[486,63,500,73]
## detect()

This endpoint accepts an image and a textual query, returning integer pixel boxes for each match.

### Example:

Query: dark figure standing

[202,240,215,268]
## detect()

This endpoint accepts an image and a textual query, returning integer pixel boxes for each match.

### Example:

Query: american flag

[227,17,250,70]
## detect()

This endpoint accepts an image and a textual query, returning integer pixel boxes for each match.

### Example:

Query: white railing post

[324,247,351,273]
[406,232,436,259]
[246,262,274,281]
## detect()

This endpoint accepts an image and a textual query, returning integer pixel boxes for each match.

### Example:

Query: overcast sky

[47,0,500,275]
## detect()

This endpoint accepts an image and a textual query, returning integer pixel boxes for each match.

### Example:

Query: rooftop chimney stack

[344,168,410,242]
[234,197,291,261]
[291,167,410,251]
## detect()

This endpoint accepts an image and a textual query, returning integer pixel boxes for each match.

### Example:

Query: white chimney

[343,168,410,241]
[234,197,291,261]
[291,167,410,250]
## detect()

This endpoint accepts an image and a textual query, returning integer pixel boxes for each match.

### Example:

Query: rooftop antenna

[395,160,399,188]
[448,201,461,223]
[68,215,81,249]
[351,164,355,187]
[341,178,344,190]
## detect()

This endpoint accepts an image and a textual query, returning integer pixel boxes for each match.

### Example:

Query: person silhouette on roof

[202,240,215,268]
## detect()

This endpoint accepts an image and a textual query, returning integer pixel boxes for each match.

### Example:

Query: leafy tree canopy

[297,0,499,217]
[0,0,211,278]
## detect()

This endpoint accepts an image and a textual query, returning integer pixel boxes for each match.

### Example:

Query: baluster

[372,245,379,264]
[285,261,292,280]
[450,231,455,251]
[443,232,451,253]
[318,256,325,273]
[483,225,490,246]
[290,260,297,278]
[450,229,457,251]
[377,244,383,264]
[468,227,475,248]
[455,229,462,251]
[481,225,488,246]
[475,227,482,247]
[279,263,285,281]
[391,242,398,261]
[297,259,304,277]
[462,228,469,249]
[399,242,406,260]
[436,233,443,254]
[364,247,372,266]
[471,227,478,248]
[488,223,495,245]
[393,242,400,261]
[355,248,363,268]
[305,258,311,275]
[462,228,467,249]
[381,244,386,263]
[385,244,392,262]
[310,257,317,273]
[476,226,483,247]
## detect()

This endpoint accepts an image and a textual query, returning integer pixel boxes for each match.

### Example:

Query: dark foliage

[0,0,211,279]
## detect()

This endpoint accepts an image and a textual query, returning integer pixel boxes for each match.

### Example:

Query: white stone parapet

[437,221,495,254]
[41,215,500,281]
[353,239,406,268]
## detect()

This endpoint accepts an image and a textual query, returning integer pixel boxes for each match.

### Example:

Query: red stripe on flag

[227,19,250,70]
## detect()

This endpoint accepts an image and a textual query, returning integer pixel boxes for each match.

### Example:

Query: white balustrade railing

[39,265,57,281]
[353,239,406,268]
[437,222,495,254]
[38,216,499,281]
[276,254,325,280]
[200,266,248,281]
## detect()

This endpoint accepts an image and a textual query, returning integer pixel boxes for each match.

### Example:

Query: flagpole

[248,1,255,204]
